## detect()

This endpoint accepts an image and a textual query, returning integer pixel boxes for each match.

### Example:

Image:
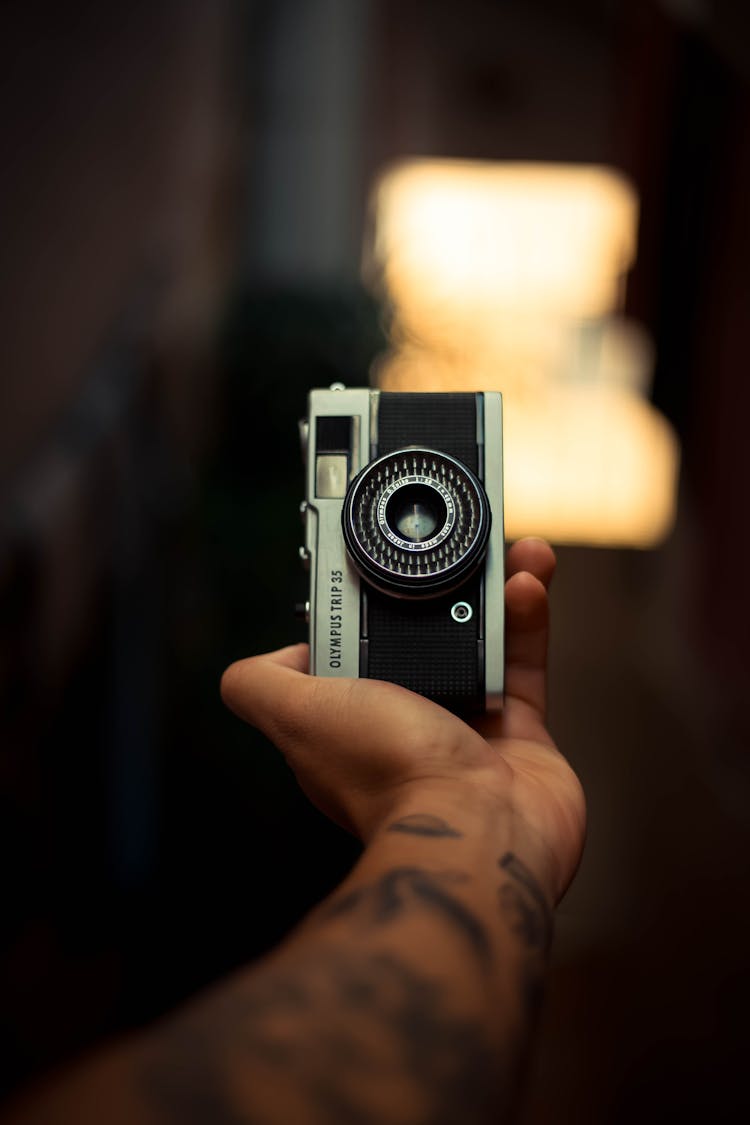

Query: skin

[2,538,585,1125]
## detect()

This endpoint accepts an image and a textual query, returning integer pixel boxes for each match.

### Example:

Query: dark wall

[0,0,242,1093]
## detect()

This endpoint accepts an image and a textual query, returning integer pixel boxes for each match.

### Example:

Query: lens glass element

[343,448,491,597]
[380,479,453,550]
[386,484,447,543]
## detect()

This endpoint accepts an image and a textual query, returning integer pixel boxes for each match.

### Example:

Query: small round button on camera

[450,601,473,623]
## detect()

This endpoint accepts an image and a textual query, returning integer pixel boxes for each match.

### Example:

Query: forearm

[272,784,555,1122]
[3,787,555,1125]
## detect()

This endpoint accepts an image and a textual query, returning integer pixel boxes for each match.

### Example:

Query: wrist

[364,777,559,908]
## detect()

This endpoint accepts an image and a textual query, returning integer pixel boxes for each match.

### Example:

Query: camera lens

[342,448,491,597]
[385,484,447,543]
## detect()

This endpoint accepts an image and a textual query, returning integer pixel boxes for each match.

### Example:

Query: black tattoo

[497,853,553,953]
[496,853,552,1024]
[141,948,506,1125]
[387,814,464,838]
[323,867,491,967]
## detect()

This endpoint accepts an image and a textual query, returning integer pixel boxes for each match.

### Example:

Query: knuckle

[219,658,252,705]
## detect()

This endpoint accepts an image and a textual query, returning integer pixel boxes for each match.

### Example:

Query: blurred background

[1,0,749,1120]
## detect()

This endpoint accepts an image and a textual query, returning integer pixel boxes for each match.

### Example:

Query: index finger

[474,538,556,743]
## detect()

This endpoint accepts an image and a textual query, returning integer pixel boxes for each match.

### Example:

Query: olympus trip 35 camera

[298,387,504,714]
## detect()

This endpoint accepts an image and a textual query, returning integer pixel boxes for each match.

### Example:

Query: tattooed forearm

[322,867,492,967]
[387,814,464,838]
[141,947,505,1125]
[132,855,556,1125]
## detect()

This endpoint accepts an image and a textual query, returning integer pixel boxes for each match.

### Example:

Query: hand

[221,539,585,903]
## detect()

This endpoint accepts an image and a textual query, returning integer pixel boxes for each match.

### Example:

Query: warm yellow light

[503,386,679,547]
[376,353,679,548]
[369,160,639,344]
[366,159,680,548]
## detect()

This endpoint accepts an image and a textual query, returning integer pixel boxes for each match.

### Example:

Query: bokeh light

[367,159,680,547]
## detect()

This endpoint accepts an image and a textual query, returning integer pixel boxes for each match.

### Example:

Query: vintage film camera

[298,387,504,714]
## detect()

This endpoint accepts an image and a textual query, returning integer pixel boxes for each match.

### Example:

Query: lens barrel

[342,447,491,597]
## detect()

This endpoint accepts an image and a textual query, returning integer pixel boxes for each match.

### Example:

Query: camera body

[299,387,504,714]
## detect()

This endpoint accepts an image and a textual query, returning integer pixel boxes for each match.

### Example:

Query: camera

[298,386,504,714]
